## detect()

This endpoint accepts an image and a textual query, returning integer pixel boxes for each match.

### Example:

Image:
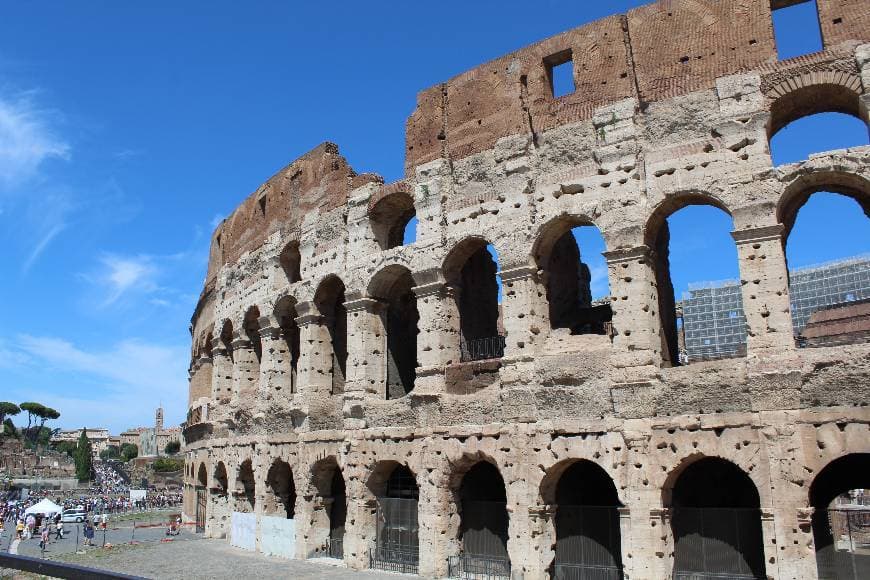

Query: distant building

[681,280,748,362]
[682,255,870,361]
[51,428,110,458]
[788,255,870,334]
[799,299,870,347]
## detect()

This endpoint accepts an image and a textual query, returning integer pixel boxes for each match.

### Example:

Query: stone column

[603,246,662,382]
[294,301,333,399]
[344,496,377,570]
[418,474,455,578]
[498,266,548,361]
[257,315,294,400]
[731,225,795,357]
[343,296,386,428]
[211,337,233,404]
[231,335,257,402]
[411,280,461,395]
[527,504,557,580]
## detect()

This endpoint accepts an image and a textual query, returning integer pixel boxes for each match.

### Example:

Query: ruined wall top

[202,0,869,287]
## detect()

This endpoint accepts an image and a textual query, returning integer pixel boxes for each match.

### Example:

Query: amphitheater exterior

[182,1,870,578]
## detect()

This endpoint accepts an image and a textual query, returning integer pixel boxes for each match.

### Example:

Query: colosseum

[182,1,870,578]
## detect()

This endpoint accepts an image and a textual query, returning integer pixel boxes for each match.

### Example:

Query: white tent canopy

[24,498,63,516]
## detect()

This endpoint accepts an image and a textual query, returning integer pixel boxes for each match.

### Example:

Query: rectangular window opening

[545,50,575,98]
[771,0,823,60]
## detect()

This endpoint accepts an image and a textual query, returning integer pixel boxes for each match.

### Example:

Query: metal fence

[815,507,870,580]
[371,497,419,574]
[553,506,623,580]
[195,487,206,533]
[460,336,505,362]
[671,507,766,580]
[448,553,511,580]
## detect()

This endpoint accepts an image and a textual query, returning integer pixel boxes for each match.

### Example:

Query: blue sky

[0,1,867,433]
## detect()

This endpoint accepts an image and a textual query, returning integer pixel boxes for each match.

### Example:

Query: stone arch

[369,264,419,398]
[777,170,870,240]
[366,461,421,571]
[212,461,229,493]
[766,72,866,139]
[448,458,511,575]
[308,456,347,559]
[443,237,503,362]
[264,458,296,518]
[541,459,624,579]
[314,275,348,394]
[665,456,766,580]
[219,319,234,361]
[234,458,256,513]
[808,453,870,579]
[197,462,208,487]
[369,190,416,250]
[273,295,300,394]
[533,214,612,334]
[644,192,741,366]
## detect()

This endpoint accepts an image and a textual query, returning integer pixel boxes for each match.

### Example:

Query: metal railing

[460,336,505,362]
[671,507,766,580]
[815,507,870,580]
[0,552,146,580]
[448,553,511,579]
[553,562,624,580]
[370,545,419,574]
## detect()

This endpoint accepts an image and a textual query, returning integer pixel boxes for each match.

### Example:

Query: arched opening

[770,112,868,167]
[452,461,510,578]
[648,201,745,365]
[234,459,256,513]
[280,241,301,283]
[370,265,419,398]
[265,459,296,518]
[243,306,262,390]
[370,463,420,573]
[668,457,766,579]
[218,320,234,399]
[195,463,208,533]
[315,277,348,394]
[768,84,866,148]
[547,461,624,579]
[534,217,612,336]
[785,192,870,345]
[274,296,300,393]
[370,192,416,250]
[310,458,346,560]
[445,239,504,362]
[809,454,870,580]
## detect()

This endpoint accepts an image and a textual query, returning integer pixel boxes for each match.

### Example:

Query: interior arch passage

[548,461,624,580]
[371,464,420,573]
[370,265,419,398]
[809,454,870,580]
[668,457,766,580]
[452,461,511,578]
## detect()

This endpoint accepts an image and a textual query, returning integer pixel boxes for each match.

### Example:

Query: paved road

[3,522,416,579]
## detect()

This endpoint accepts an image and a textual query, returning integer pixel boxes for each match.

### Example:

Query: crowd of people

[93,461,129,495]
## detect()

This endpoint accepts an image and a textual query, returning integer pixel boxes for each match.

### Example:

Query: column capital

[343,297,385,314]
[258,325,282,340]
[230,337,252,350]
[412,281,455,298]
[603,245,653,265]
[497,265,539,283]
[731,224,784,245]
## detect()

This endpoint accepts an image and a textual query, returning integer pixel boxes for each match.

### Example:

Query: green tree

[164,440,181,455]
[3,418,19,439]
[19,402,46,443]
[0,402,20,428]
[74,429,93,481]
[37,407,60,433]
[152,457,184,472]
[120,443,138,462]
[100,445,121,461]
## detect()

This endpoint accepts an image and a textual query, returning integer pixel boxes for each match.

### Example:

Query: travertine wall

[184,1,870,578]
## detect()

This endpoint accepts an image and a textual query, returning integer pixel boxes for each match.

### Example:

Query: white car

[60,509,87,523]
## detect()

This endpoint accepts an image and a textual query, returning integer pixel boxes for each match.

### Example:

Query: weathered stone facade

[183,1,870,578]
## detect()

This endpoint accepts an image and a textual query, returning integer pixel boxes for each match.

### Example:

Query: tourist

[39,526,49,550]
[55,520,64,539]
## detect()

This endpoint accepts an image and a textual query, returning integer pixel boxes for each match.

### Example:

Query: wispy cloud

[0,89,69,188]
[97,254,159,306]
[9,335,188,431]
